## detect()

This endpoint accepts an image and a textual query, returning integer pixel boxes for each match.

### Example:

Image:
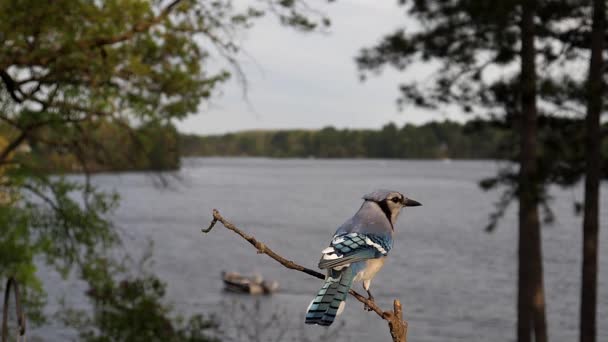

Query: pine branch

[202,208,408,342]
[73,0,184,50]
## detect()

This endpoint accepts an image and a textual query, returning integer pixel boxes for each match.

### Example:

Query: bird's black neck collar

[371,199,394,230]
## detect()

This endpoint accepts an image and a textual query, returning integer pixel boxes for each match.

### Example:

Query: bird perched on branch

[304,190,421,326]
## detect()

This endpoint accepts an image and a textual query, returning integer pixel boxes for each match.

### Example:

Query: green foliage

[0,205,46,323]
[138,121,181,171]
[0,0,331,338]
[21,120,181,173]
[0,173,119,323]
[62,255,219,342]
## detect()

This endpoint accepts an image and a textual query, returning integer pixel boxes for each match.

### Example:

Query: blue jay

[305,190,421,326]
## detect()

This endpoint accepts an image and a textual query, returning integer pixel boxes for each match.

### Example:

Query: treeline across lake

[181,120,510,159]
[181,119,608,163]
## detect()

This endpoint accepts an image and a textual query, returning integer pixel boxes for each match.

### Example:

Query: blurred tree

[580,0,604,341]
[19,119,181,172]
[62,254,220,342]
[0,0,330,336]
[353,0,608,341]
[519,4,547,341]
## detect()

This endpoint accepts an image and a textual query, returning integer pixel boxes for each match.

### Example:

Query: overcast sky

[176,0,464,135]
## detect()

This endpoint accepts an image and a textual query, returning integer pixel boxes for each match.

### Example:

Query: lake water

[35,158,608,341]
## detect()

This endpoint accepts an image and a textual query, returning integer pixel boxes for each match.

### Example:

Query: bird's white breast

[354,257,386,282]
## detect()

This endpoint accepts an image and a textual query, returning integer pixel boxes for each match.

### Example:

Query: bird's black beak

[403,198,422,207]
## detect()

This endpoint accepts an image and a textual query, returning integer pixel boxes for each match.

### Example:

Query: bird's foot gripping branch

[201,209,408,342]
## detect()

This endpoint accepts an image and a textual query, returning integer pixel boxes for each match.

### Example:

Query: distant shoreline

[179,120,509,160]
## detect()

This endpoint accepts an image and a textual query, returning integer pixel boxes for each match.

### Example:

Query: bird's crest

[362,189,402,202]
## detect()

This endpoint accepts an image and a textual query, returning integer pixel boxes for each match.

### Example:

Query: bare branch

[202,209,408,342]
[388,300,408,342]
[2,277,26,342]
[0,130,29,163]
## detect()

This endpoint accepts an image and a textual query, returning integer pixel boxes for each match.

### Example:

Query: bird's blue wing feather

[318,233,392,269]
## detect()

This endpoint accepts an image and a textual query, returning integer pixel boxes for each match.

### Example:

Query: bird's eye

[391,197,401,203]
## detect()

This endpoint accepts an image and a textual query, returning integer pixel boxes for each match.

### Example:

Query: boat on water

[222,271,279,295]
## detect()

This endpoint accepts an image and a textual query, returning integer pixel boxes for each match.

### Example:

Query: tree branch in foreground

[202,209,408,342]
[2,277,26,342]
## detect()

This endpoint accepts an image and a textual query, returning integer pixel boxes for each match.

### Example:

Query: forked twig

[202,209,408,342]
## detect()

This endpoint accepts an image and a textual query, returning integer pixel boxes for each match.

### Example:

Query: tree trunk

[519,1,548,341]
[580,0,604,341]
[531,222,548,342]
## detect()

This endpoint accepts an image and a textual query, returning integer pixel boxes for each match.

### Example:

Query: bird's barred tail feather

[305,267,354,326]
